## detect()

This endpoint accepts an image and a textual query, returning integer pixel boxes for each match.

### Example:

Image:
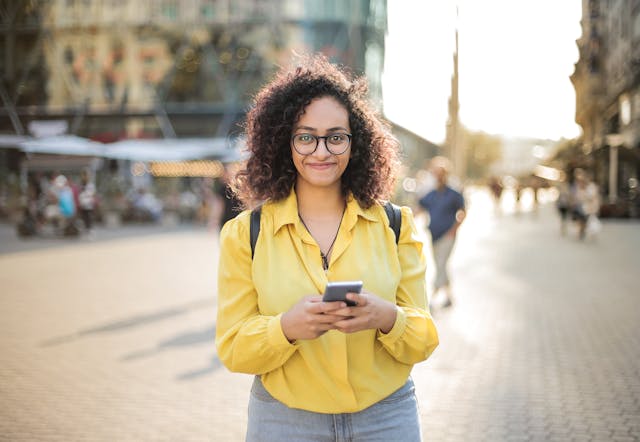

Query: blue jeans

[246,376,423,442]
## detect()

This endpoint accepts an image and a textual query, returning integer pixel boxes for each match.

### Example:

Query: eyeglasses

[291,133,352,156]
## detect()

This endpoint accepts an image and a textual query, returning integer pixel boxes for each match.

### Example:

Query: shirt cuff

[377,306,406,344]
[268,313,298,349]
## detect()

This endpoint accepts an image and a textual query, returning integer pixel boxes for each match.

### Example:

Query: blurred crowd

[14,168,241,239]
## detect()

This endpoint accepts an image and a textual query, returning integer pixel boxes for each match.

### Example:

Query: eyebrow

[294,125,350,132]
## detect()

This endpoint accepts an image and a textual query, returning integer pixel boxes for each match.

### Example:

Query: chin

[300,176,340,189]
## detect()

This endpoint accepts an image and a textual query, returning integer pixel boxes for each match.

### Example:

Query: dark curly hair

[233,53,400,209]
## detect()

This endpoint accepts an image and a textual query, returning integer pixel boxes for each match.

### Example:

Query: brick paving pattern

[1,189,638,441]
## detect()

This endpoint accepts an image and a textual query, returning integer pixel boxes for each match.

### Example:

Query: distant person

[78,169,97,235]
[50,174,78,236]
[488,176,504,214]
[555,180,571,235]
[418,156,466,308]
[215,54,438,441]
[570,168,600,240]
[514,179,524,214]
[213,166,242,231]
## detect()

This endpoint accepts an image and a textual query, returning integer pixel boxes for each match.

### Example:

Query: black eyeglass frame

[290,133,353,156]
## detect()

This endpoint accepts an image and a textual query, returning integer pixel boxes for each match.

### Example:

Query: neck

[295,182,345,219]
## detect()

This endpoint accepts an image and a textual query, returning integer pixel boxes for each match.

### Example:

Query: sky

[382,0,583,144]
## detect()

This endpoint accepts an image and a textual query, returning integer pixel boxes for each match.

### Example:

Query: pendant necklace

[299,205,346,271]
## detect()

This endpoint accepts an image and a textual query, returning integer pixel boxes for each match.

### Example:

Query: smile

[306,163,336,170]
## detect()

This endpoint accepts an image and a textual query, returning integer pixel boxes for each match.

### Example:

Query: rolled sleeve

[377,306,406,343]
[267,313,298,349]
[378,206,439,364]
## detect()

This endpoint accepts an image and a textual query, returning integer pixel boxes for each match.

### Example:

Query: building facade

[1,0,387,140]
[571,0,640,216]
[0,0,387,222]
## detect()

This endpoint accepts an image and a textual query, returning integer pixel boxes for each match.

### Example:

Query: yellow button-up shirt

[215,190,439,413]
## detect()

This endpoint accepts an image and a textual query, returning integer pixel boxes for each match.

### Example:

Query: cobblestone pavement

[1,188,638,441]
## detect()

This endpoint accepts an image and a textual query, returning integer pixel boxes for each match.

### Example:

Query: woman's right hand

[280,296,347,342]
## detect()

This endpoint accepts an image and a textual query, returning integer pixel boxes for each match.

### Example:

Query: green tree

[463,129,503,179]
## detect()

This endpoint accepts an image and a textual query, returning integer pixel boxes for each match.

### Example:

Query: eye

[295,134,315,144]
[328,133,348,144]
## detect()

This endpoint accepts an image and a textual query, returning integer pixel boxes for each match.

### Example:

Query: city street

[1,188,639,441]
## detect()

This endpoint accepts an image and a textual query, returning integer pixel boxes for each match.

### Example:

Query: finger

[313,322,337,332]
[318,301,347,313]
[317,313,349,324]
[307,295,324,303]
[346,293,366,306]
[333,317,363,333]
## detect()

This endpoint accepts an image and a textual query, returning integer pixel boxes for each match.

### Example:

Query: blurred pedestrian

[78,169,96,235]
[555,180,571,235]
[215,53,438,442]
[418,156,466,308]
[570,168,600,240]
[50,174,78,236]
[488,175,503,214]
[213,165,242,231]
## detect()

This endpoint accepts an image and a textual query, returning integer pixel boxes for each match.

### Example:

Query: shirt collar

[271,188,300,235]
[270,189,380,236]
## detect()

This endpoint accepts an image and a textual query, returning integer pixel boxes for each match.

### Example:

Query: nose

[314,137,332,156]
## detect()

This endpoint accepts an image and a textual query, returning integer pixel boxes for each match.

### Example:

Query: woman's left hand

[332,291,397,334]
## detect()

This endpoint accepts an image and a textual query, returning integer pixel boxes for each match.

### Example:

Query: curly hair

[233,53,400,209]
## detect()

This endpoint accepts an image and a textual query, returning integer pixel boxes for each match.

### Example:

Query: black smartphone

[322,281,363,306]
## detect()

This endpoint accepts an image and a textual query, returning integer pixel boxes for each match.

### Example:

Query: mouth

[306,162,336,171]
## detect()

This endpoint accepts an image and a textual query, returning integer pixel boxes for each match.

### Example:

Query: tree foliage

[462,128,503,179]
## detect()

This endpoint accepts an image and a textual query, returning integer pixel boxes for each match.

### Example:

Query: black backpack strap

[383,201,401,245]
[250,206,262,259]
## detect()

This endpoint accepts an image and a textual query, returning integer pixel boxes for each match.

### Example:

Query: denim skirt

[246,376,423,442]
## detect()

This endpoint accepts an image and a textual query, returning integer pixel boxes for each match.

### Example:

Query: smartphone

[322,281,363,306]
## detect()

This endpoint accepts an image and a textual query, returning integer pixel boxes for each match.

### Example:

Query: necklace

[299,205,346,271]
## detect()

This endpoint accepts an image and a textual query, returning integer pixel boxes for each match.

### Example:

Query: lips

[306,162,336,170]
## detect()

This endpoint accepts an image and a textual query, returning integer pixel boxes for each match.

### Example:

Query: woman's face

[291,96,351,192]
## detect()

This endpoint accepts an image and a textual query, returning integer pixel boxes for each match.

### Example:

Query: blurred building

[0,0,387,221]
[571,0,640,217]
[1,0,387,140]
[390,123,440,206]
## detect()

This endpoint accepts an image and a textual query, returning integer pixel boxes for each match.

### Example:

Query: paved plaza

[0,188,639,441]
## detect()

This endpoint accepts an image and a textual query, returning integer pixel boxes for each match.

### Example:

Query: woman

[215,54,439,441]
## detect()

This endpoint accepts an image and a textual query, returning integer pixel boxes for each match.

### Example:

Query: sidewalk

[418,189,640,441]
[0,189,638,441]
[0,220,205,255]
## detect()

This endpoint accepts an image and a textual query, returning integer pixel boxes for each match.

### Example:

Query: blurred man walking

[418,157,466,308]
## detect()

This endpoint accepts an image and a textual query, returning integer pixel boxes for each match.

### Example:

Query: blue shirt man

[419,186,465,242]
[418,157,465,308]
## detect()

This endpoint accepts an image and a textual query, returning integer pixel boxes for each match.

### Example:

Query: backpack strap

[383,201,402,245]
[250,206,262,259]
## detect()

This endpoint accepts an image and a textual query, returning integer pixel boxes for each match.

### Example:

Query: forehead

[295,96,350,129]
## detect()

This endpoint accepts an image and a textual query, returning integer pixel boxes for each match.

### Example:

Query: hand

[280,295,347,342]
[331,291,398,334]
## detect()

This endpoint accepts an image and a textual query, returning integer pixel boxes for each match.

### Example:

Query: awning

[0,134,37,147]
[102,138,237,162]
[14,135,245,162]
[19,135,105,156]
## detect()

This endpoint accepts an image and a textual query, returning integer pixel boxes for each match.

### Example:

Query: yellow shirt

[215,189,439,413]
